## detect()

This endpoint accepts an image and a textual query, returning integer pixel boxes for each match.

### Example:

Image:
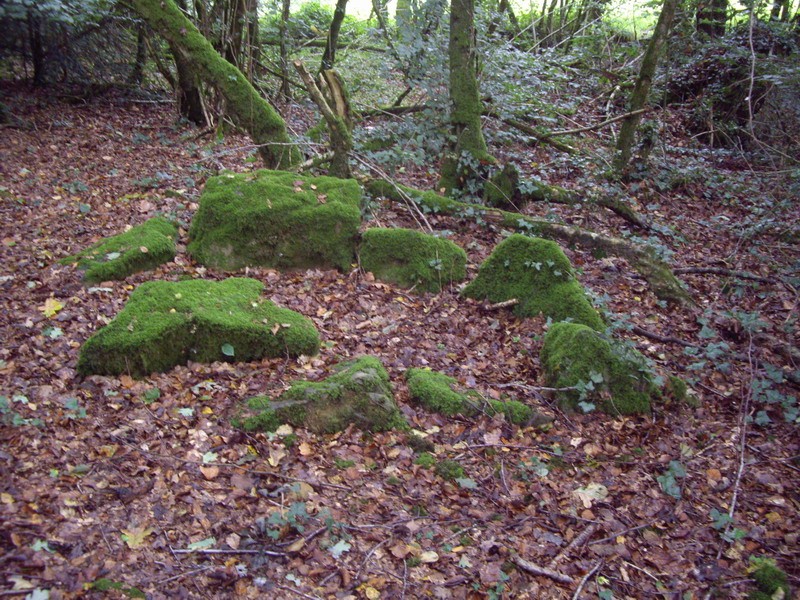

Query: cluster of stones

[71,169,667,433]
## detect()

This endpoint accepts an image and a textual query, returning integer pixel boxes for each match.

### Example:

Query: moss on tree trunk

[132,0,299,169]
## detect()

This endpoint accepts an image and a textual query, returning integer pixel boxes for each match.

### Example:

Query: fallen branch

[548,524,597,569]
[673,266,775,285]
[170,547,286,556]
[571,561,603,600]
[365,179,691,304]
[549,108,649,138]
[511,554,575,584]
[488,298,519,310]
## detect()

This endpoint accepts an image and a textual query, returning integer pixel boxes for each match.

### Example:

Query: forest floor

[0,81,798,600]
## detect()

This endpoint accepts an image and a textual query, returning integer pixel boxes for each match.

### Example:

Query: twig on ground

[511,554,575,584]
[572,560,603,600]
[170,548,286,557]
[157,565,213,585]
[549,524,597,569]
[352,537,392,586]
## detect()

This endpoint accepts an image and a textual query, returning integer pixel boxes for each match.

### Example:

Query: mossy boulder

[60,217,177,284]
[77,278,319,377]
[461,234,604,330]
[239,356,407,434]
[540,322,658,415]
[188,170,362,271]
[359,228,467,293]
[405,367,539,425]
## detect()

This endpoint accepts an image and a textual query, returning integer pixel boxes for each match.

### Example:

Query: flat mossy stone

[461,234,604,330]
[77,278,320,377]
[360,228,467,293]
[239,356,407,434]
[187,170,362,271]
[60,217,177,284]
[406,367,539,425]
[540,322,658,415]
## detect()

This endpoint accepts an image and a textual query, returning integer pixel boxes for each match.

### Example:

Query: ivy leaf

[221,343,235,357]
[187,537,216,551]
[42,326,63,339]
[456,478,477,489]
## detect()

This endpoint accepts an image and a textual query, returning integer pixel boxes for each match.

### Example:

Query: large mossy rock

[187,170,361,271]
[461,234,604,330]
[60,217,177,284]
[240,356,407,434]
[359,228,467,293]
[540,322,659,415]
[77,278,320,377]
[405,368,541,425]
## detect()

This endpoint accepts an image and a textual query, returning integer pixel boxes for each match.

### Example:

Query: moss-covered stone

[360,228,467,293]
[435,459,465,481]
[239,356,407,434]
[60,217,177,284]
[540,322,658,415]
[188,170,362,271]
[484,163,522,210]
[77,278,319,377]
[406,367,538,424]
[748,557,791,600]
[461,234,605,330]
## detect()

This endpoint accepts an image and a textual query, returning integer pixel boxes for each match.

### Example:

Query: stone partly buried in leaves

[359,228,467,293]
[461,233,604,330]
[187,170,362,272]
[60,217,178,284]
[540,322,659,415]
[77,278,320,377]
[239,356,407,434]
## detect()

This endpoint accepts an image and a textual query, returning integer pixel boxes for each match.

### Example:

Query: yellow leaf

[1,492,13,504]
[40,298,63,318]
[298,442,313,456]
[287,538,305,552]
[419,551,439,563]
[364,586,380,599]
[268,447,286,467]
[121,526,153,549]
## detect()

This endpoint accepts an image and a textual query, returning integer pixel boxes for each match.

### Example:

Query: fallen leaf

[573,483,609,508]
[200,465,219,480]
[40,298,63,318]
[121,526,153,549]
[419,551,439,563]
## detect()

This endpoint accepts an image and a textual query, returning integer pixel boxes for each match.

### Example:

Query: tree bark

[321,0,349,72]
[696,0,726,37]
[613,0,678,176]
[27,10,45,86]
[128,22,148,86]
[439,0,495,194]
[280,0,292,98]
[132,0,299,169]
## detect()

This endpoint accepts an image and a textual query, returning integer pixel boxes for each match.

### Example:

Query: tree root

[365,179,692,304]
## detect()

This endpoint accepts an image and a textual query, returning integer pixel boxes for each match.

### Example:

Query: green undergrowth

[405,367,535,425]
[60,217,177,283]
[461,234,605,330]
[359,227,467,293]
[541,322,659,415]
[188,170,361,271]
[77,278,319,377]
[748,556,791,600]
[237,356,407,434]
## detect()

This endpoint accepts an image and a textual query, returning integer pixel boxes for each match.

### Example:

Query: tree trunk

[27,10,45,86]
[613,0,677,176]
[132,0,299,169]
[696,0,726,37]
[439,0,494,195]
[280,0,292,98]
[321,0,349,72]
[171,42,208,125]
[128,22,148,86]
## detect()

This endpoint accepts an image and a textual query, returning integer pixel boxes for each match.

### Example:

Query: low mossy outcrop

[360,228,467,293]
[405,367,539,425]
[239,356,407,434]
[60,217,177,284]
[461,234,604,330]
[540,322,659,415]
[77,278,319,377]
[188,170,361,271]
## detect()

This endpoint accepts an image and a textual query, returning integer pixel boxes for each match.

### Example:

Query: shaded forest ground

[0,81,798,599]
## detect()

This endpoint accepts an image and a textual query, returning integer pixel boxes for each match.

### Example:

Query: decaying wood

[365,179,692,304]
[487,298,519,310]
[511,554,575,584]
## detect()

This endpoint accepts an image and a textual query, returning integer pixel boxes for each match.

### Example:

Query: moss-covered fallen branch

[365,179,692,304]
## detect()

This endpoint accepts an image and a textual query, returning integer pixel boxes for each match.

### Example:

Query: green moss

[60,217,177,284]
[484,164,521,209]
[91,579,146,598]
[435,459,465,481]
[414,452,436,468]
[749,557,791,600]
[188,170,362,272]
[360,228,467,293]
[77,278,319,377]
[540,322,658,415]
[407,434,435,453]
[488,399,533,425]
[665,375,698,407]
[461,234,605,330]
[240,356,407,434]
[405,368,478,415]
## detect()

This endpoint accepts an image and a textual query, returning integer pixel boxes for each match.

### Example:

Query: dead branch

[673,266,776,284]
[487,298,519,310]
[170,548,286,556]
[549,108,649,138]
[511,554,575,584]
[572,561,603,600]
[548,523,598,569]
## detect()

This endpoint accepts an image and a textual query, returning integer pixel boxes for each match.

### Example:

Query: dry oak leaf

[121,526,154,549]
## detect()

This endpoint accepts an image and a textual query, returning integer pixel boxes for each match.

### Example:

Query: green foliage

[405,368,478,415]
[462,234,605,330]
[414,452,436,468]
[359,228,467,293]
[188,170,361,272]
[60,217,178,284]
[487,399,533,425]
[657,460,686,499]
[748,556,791,600]
[77,278,320,377]
[90,579,146,599]
[0,395,43,427]
[435,459,465,481]
[541,322,659,415]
